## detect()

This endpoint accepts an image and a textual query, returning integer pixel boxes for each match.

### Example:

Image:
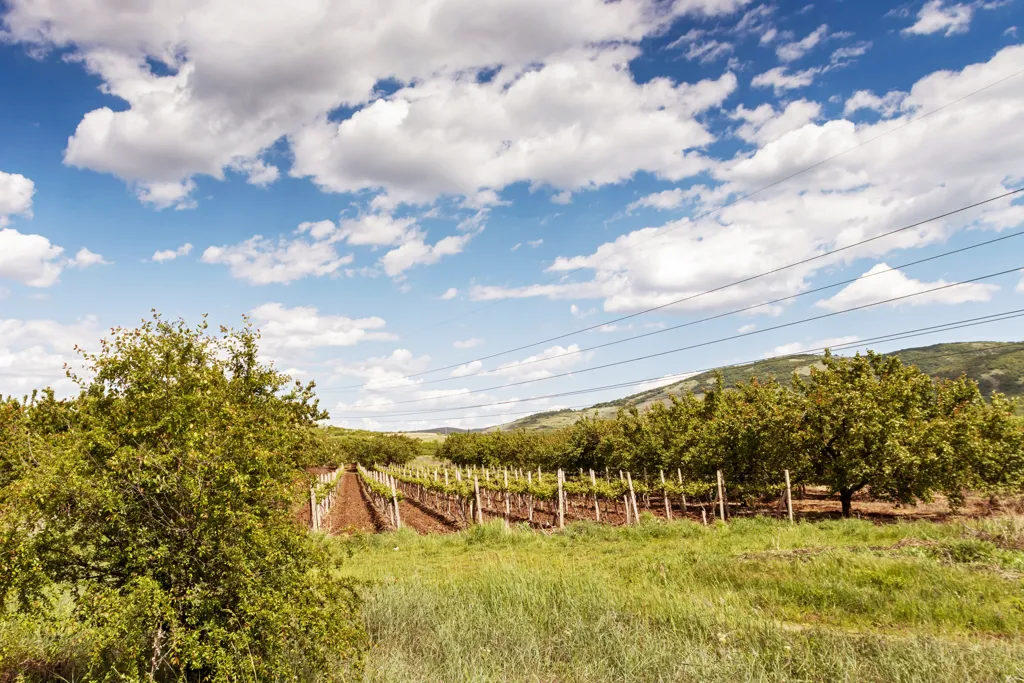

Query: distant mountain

[481,341,1024,433]
[405,427,472,435]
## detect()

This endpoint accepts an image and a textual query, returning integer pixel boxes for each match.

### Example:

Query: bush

[0,315,363,681]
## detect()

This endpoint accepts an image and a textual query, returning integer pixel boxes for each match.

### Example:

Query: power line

[343,265,1022,409]
[390,64,1024,344]
[344,313,1024,421]
[323,221,1024,393]
[352,337,1021,424]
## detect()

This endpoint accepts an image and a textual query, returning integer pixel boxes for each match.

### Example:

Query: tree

[0,314,362,680]
[795,351,975,517]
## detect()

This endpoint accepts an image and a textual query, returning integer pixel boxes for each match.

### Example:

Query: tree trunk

[839,489,854,518]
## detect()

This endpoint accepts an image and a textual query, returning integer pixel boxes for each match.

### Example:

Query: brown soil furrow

[398,497,460,534]
[323,468,382,534]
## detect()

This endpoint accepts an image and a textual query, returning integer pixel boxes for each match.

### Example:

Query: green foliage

[0,314,363,681]
[431,352,1024,516]
[325,428,421,467]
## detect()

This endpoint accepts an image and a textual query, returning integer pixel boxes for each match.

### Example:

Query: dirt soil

[323,468,382,534]
[399,498,460,534]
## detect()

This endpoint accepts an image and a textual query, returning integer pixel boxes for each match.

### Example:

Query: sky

[1,0,1023,431]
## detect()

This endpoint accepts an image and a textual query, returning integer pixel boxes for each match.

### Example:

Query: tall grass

[334,517,1024,682]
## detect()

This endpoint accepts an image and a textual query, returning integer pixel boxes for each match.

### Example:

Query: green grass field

[333,516,1024,682]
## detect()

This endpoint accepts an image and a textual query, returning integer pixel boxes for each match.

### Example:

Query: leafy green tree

[0,314,362,681]
[795,351,977,517]
[699,376,806,499]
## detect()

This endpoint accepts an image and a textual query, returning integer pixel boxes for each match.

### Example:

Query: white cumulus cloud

[152,243,193,263]
[814,264,999,311]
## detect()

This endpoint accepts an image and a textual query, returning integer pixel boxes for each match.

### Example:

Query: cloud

[0,315,102,396]
[738,323,757,333]
[337,213,417,246]
[776,24,829,62]
[570,304,596,318]
[450,360,484,377]
[678,38,735,64]
[453,337,484,349]
[202,232,353,285]
[902,1,974,36]
[68,247,109,268]
[1017,270,1024,292]
[152,242,193,263]
[767,335,860,357]
[328,348,431,393]
[511,242,522,252]
[814,264,999,311]
[831,41,872,64]
[3,0,750,208]
[751,65,822,92]
[379,229,477,277]
[468,47,1024,318]
[1007,26,1018,37]
[492,343,592,383]
[551,191,573,205]
[628,188,687,211]
[732,99,821,145]
[440,287,459,300]
[0,228,106,287]
[528,239,544,248]
[290,47,735,204]
[249,303,396,356]
[843,89,908,117]
[0,171,34,226]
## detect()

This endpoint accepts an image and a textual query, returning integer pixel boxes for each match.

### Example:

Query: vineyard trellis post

[503,468,510,522]
[716,469,726,522]
[626,471,640,524]
[474,476,484,524]
[557,469,565,529]
[590,469,600,522]
[660,470,671,521]
[390,475,401,530]
[784,469,794,524]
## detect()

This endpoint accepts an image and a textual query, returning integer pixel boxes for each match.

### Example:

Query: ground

[330,516,1024,682]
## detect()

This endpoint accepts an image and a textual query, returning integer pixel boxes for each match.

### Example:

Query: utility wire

[336,308,1024,420]
[342,187,1024,391]
[357,338,1021,424]
[345,265,1022,408]
[390,65,1024,344]
[323,222,1024,392]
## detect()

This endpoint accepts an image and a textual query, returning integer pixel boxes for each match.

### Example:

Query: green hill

[486,341,1024,432]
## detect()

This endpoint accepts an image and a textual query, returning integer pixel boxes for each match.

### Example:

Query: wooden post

[626,472,640,524]
[660,470,671,520]
[590,469,600,522]
[390,476,401,530]
[474,476,484,524]
[701,508,708,525]
[716,469,726,522]
[504,468,511,520]
[310,485,318,531]
[537,466,542,483]
[557,469,565,529]
[527,470,534,523]
[784,469,794,524]
[677,468,688,513]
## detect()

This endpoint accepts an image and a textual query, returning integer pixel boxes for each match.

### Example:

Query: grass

[332,516,1024,682]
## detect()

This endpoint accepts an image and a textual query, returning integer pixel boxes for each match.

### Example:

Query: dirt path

[323,469,381,534]
[399,497,459,534]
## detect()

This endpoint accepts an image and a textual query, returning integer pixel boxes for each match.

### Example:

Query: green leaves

[0,313,362,680]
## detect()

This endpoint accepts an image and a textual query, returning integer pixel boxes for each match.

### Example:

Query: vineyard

[3,316,1023,682]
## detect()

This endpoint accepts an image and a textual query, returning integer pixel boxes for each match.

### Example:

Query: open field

[333,516,1024,682]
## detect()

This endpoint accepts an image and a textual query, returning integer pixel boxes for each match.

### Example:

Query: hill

[486,341,1024,432]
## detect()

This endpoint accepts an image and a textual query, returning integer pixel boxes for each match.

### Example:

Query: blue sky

[1,0,1022,430]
